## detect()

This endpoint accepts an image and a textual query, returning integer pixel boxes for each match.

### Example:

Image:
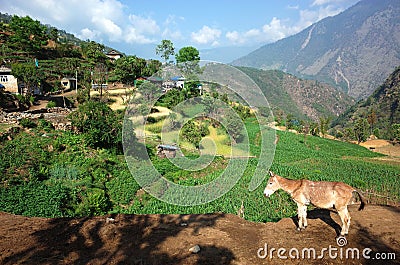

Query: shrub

[0,182,72,217]
[37,118,54,132]
[68,100,122,150]
[19,118,37,128]
[75,188,111,216]
[46,100,56,108]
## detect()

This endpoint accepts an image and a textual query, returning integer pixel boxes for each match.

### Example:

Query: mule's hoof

[336,236,348,247]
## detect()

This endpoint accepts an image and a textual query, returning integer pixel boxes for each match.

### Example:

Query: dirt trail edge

[0,205,399,265]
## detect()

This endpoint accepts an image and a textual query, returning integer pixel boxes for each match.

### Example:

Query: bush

[46,100,56,108]
[75,188,111,216]
[19,118,37,128]
[392,124,400,142]
[68,100,122,150]
[0,182,72,217]
[37,118,54,132]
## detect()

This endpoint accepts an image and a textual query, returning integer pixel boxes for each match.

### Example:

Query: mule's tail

[353,190,366,211]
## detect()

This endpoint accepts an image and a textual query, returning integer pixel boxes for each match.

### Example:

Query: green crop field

[0,117,399,222]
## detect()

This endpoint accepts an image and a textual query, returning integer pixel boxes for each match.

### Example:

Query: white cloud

[297,5,344,30]
[244,29,261,38]
[287,5,300,10]
[162,15,184,41]
[91,17,122,41]
[79,28,101,40]
[124,15,160,44]
[262,17,293,41]
[162,28,183,41]
[124,27,155,44]
[311,0,348,6]
[164,15,185,26]
[1,0,362,50]
[128,15,160,35]
[225,17,295,46]
[0,0,162,45]
[226,31,242,45]
[191,26,221,45]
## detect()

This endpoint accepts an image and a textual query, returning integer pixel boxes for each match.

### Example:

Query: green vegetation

[156,39,175,64]
[332,67,400,141]
[0,13,161,108]
[1,113,399,221]
[236,67,354,122]
[0,13,399,225]
[68,101,122,149]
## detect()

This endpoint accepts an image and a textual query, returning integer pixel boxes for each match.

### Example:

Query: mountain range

[232,0,400,100]
[332,66,400,138]
[236,67,355,121]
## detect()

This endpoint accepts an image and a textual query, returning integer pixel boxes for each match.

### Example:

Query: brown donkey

[263,171,365,236]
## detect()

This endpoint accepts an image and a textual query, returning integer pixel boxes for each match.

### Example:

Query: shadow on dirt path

[1,214,235,265]
[0,205,399,265]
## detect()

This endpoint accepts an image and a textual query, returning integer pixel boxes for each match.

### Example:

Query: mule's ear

[269,171,274,177]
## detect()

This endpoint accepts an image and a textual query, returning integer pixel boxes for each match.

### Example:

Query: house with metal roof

[157,144,179,158]
[106,50,123,62]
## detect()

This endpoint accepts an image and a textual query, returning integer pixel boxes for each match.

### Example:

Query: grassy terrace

[0,118,399,222]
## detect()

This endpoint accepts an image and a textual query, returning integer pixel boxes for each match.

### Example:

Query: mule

[263,171,365,236]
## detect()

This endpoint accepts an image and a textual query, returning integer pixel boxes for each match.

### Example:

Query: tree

[167,112,180,130]
[68,100,122,150]
[81,40,107,65]
[114,56,146,85]
[93,63,108,99]
[156,39,175,64]
[8,15,48,54]
[224,111,244,143]
[180,120,203,148]
[137,81,162,103]
[354,118,369,144]
[176,46,200,63]
[175,46,201,77]
[54,57,80,78]
[367,109,377,135]
[318,116,331,138]
[11,62,44,95]
[49,27,59,42]
[392,124,400,142]
[141,59,162,77]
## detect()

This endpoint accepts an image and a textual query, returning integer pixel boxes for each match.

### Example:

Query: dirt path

[0,205,399,264]
[359,139,400,161]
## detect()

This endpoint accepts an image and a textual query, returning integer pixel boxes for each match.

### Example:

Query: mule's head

[264,171,280,197]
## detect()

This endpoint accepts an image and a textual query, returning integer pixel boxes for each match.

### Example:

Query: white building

[0,65,19,94]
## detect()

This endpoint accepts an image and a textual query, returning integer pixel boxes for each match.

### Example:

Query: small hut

[157,144,179,158]
[60,77,77,91]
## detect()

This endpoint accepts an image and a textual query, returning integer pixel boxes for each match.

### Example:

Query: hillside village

[1,11,399,143]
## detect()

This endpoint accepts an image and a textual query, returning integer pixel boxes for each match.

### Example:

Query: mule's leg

[297,204,303,230]
[342,207,351,235]
[297,204,307,230]
[302,206,308,228]
[337,208,350,236]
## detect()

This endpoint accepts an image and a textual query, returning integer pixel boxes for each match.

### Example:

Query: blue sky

[0,0,360,60]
